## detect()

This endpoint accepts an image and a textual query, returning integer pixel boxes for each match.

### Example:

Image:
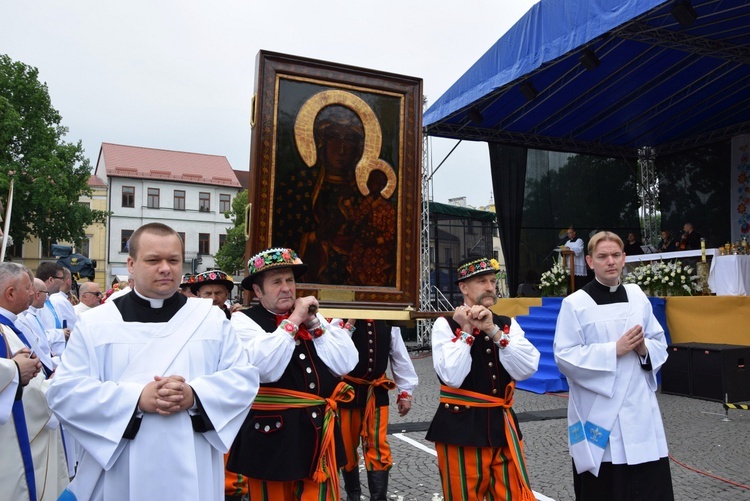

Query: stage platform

[492,295,749,346]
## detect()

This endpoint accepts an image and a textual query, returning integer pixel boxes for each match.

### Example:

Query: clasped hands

[288,296,320,329]
[616,325,648,357]
[453,305,495,336]
[139,375,194,416]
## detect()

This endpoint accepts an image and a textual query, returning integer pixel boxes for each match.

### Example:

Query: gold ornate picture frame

[246,51,423,309]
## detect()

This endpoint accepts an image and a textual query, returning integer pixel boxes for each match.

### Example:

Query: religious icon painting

[246,50,423,309]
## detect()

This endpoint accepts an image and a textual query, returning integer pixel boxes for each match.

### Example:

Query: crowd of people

[1,221,676,501]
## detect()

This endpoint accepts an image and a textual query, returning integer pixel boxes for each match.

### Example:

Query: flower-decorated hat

[179,273,196,290]
[190,270,234,295]
[241,247,308,289]
[455,256,501,284]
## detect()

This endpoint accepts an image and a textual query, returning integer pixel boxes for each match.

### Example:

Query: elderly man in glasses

[74,282,102,316]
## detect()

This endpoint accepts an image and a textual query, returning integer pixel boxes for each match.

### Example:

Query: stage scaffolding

[417,137,502,347]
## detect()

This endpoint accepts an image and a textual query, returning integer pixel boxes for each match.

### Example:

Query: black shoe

[342,468,362,501]
[366,470,389,501]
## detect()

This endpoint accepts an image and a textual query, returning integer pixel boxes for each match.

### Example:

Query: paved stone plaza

[345,351,750,500]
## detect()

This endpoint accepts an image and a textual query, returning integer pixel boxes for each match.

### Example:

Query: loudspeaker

[662,343,750,402]
[661,344,691,397]
[690,344,750,402]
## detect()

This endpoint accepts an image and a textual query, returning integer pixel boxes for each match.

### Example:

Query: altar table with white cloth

[708,254,750,296]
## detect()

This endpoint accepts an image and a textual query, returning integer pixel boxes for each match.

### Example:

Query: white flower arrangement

[540,261,569,296]
[623,259,701,296]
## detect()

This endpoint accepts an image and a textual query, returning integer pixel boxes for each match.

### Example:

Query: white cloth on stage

[431,315,540,387]
[0,324,69,501]
[554,284,669,476]
[565,237,587,276]
[231,311,358,382]
[47,297,259,501]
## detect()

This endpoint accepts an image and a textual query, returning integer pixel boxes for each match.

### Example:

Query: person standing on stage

[554,231,673,500]
[426,256,539,501]
[228,247,358,501]
[562,226,590,290]
[339,319,418,501]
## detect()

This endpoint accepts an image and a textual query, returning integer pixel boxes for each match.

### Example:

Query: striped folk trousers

[339,405,393,472]
[435,442,528,500]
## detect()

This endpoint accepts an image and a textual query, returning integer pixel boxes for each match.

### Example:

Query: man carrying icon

[426,256,540,501]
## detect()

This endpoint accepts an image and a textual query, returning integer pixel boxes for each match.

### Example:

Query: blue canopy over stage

[424,0,750,158]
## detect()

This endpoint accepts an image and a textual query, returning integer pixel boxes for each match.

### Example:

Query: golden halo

[356,158,397,199]
[294,89,396,197]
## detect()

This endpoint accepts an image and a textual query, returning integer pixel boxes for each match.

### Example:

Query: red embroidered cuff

[279,319,298,337]
[397,391,412,402]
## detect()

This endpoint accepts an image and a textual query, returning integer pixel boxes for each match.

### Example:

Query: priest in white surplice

[47,223,260,501]
[0,263,68,501]
[554,231,674,501]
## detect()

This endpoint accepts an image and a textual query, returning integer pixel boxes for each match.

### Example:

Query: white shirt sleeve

[432,316,473,388]
[498,317,540,381]
[389,327,418,394]
[232,312,358,383]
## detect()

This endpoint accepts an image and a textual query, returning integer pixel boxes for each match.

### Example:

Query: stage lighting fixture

[519,80,538,101]
[468,106,484,124]
[671,0,697,27]
[579,48,601,70]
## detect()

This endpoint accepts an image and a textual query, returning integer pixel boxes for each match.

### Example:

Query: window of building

[219,234,227,250]
[8,241,22,258]
[174,190,186,210]
[121,230,133,253]
[199,192,210,212]
[42,238,54,257]
[198,233,210,255]
[177,232,186,247]
[78,236,91,258]
[219,194,231,213]
[147,188,160,208]
[122,186,135,208]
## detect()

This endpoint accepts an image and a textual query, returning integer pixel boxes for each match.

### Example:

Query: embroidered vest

[425,314,522,448]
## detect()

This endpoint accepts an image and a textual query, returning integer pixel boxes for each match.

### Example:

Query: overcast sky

[2,0,538,208]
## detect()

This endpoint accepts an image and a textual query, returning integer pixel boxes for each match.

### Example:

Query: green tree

[214,189,248,274]
[0,54,108,249]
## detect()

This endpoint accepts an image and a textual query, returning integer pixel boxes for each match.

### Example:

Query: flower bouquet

[623,259,700,296]
[540,262,569,296]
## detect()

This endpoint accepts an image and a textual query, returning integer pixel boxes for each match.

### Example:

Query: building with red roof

[94,143,242,285]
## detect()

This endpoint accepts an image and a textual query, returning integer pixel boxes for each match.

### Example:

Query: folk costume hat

[190,270,234,295]
[179,273,196,290]
[455,256,501,284]
[241,247,308,289]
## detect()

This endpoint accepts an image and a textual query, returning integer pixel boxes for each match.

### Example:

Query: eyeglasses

[52,276,64,280]
[84,291,102,297]
[37,291,50,296]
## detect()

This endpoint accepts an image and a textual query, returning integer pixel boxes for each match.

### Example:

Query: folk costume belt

[439,382,535,500]
[252,382,354,496]
[343,374,396,440]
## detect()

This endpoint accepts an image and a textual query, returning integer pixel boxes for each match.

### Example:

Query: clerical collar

[0,306,17,322]
[115,290,186,323]
[583,277,628,305]
[594,277,621,293]
[133,287,170,308]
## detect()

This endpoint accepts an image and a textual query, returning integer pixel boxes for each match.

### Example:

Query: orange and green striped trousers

[339,405,393,472]
[247,477,333,501]
[435,442,532,501]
